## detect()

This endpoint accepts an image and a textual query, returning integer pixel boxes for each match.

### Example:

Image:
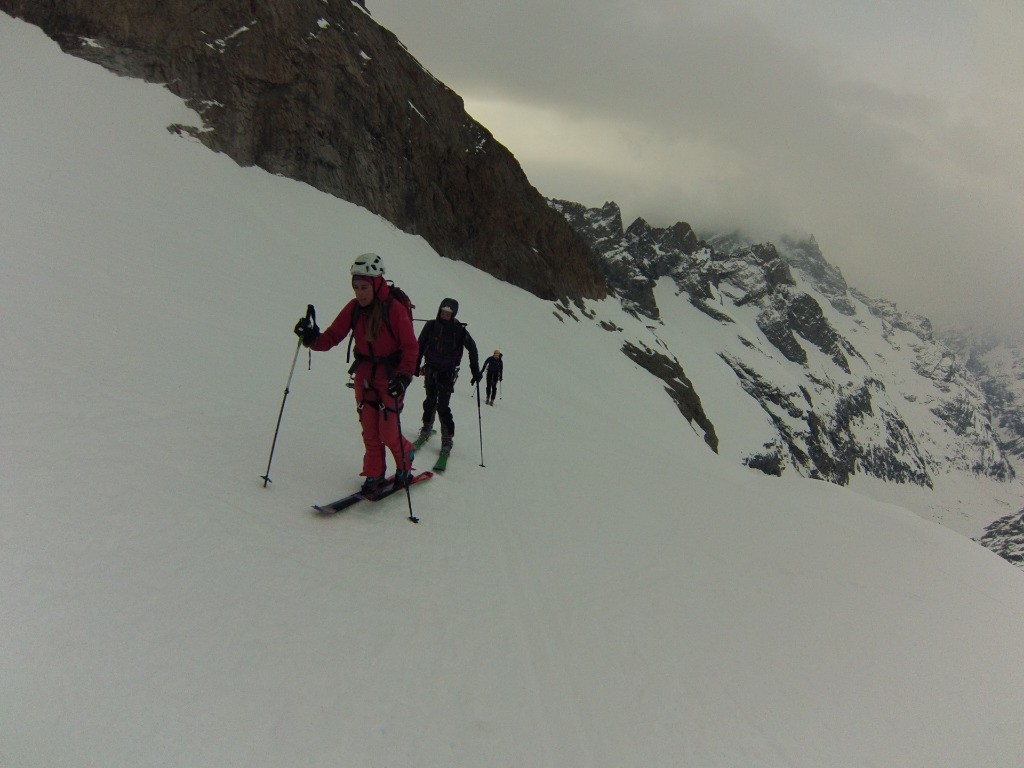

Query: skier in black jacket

[482,349,503,405]
[416,298,481,456]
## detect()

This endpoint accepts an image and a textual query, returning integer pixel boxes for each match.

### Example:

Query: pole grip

[305,304,316,370]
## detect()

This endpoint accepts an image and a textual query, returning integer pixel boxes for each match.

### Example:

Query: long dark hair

[364,297,386,341]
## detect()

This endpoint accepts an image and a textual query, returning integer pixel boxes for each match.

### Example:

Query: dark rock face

[978,510,1024,564]
[785,292,853,373]
[549,199,707,318]
[1,0,607,302]
[756,307,808,365]
[939,328,1024,467]
[721,353,930,486]
[779,235,857,315]
[621,341,718,452]
[715,243,795,308]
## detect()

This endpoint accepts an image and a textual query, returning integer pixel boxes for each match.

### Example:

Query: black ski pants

[421,366,458,437]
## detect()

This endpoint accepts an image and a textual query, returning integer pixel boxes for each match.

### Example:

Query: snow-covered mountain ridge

[551,199,1023,554]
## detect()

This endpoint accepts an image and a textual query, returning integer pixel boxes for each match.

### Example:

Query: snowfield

[3,15,1024,767]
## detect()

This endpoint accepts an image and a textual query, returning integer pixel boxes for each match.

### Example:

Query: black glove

[294,316,320,347]
[470,373,482,386]
[387,373,412,398]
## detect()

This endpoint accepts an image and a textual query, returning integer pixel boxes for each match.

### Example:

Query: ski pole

[393,390,419,523]
[475,380,485,467]
[261,304,314,487]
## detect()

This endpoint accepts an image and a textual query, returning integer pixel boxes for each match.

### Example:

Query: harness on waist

[349,341,404,417]
[354,377,404,419]
[350,349,401,369]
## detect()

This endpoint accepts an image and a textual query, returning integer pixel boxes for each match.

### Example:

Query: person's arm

[309,300,357,352]
[390,301,420,377]
[465,330,481,380]
[415,321,432,373]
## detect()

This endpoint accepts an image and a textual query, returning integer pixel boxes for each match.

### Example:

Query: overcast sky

[369,1,1022,339]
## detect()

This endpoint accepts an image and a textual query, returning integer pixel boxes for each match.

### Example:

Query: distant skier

[416,298,481,456]
[294,253,418,493]
[482,349,503,405]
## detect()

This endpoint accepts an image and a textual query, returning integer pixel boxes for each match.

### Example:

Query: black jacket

[417,298,481,378]
[482,355,503,381]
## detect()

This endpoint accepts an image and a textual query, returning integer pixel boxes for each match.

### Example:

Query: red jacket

[311,283,418,380]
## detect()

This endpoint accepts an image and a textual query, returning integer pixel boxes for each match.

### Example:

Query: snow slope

[4,15,1024,767]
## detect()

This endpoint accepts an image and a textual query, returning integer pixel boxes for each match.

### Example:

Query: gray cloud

[371,1,1023,338]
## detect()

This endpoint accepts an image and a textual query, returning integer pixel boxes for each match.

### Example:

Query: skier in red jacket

[294,253,418,493]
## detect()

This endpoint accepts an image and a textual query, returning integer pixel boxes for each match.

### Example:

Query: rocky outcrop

[852,289,934,342]
[549,199,706,318]
[622,341,718,452]
[785,291,854,373]
[939,328,1024,467]
[722,353,930,485]
[977,510,1024,564]
[779,235,857,315]
[1,0,607,302]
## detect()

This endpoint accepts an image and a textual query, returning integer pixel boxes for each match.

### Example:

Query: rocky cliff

[0,0,607,302]
[938,327,1024,464]
[552,199,1016,489]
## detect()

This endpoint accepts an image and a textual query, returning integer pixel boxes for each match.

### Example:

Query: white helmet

[350,252,385,278]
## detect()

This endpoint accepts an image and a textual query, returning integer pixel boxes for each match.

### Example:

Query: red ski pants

[355,378,414,478]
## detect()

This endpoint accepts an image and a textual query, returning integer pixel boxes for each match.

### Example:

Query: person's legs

[357,400,387,479]
[421,372,438,433]
[380,398,415,477]
[431,372,454,453]
[435,370,456,436]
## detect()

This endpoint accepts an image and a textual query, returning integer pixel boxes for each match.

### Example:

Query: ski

[313,471,434,516]
[432,453,449,472]
[412,429,437,450]
[363,471,433,503]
